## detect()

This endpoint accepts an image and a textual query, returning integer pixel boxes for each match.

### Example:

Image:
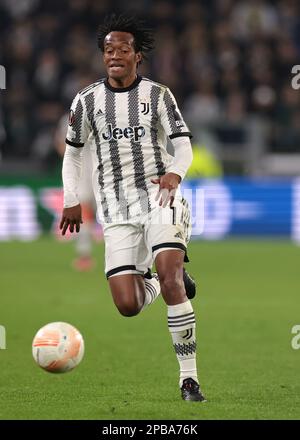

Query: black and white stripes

[169,306,197,359]
[145,279,157,305]
[181,197,191,243]
[65,76,193,223]
[128,87,151,214]
[174,341,196,357]
[85,91,111,222]
[167,300,198,382]
[168,310,196,332]
[71,98,84,145]
[105,87,128,220]
[163,89,185,136]
[150,85,166,177]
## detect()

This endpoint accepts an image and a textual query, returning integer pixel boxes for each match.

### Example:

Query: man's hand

[151,172,181,207]
[59,204,83,235]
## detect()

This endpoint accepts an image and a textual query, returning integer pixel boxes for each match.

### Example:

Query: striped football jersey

[65,75,192,223]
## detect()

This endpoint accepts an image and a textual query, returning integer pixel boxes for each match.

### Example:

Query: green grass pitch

[0,237,300,420]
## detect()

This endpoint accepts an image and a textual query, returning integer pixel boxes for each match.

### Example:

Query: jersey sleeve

[65,93,90,147]
[160,88,192,140]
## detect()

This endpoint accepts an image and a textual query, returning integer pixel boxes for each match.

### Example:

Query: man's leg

[104,223,161,316]
[108,272,160,317]
[155,249,205,401]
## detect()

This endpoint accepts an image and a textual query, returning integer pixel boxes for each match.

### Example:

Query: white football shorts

[103,196,192,278]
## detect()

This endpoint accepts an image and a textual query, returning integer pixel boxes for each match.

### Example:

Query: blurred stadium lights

[0,177,299,242]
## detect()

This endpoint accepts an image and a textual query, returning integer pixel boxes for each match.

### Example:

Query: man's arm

[152,88,193,207]
[168,136,193,181]
[151,136,193,207]
[60,145,83,235]
[60,93,90,235]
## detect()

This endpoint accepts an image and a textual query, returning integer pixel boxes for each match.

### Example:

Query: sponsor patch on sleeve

[68,109,75,126]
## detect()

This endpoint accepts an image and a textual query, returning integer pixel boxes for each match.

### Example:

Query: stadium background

[0,0,300,420]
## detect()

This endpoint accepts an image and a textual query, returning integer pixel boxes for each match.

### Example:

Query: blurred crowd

[1,0,300,172]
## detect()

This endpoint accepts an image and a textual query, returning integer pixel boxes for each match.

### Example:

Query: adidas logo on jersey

[174,231,184,239]
[102,123,146,142]
[96,108,104,118]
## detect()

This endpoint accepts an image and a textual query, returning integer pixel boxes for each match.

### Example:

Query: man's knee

[114,294,142,317]
[108,274,144,317]
[116,304,141,317]
[159,273,184,294]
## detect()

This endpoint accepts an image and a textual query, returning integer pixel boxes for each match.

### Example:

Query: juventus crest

[140,101,150,115]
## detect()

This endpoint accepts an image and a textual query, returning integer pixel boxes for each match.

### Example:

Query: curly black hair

[97,14,155,61]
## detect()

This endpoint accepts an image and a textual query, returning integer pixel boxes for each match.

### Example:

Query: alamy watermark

[0,325,6,349]
[94,183,205,233]
[0,65,6,90]
[291,325,300,350]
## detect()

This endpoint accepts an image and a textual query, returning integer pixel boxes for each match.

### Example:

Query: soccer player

[60,14,206,402]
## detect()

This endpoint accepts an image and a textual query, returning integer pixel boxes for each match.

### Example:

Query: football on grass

[32,322,84,373]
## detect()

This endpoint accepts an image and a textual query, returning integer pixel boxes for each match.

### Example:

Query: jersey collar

[104,75,142,93]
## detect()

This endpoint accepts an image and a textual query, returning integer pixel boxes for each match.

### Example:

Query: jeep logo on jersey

[102,124,146,142]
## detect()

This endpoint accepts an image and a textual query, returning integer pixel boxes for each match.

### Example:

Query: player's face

[103,31,142,82]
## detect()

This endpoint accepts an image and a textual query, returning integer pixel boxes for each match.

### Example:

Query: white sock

[142,275,161,310]
[168,300,199,387]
